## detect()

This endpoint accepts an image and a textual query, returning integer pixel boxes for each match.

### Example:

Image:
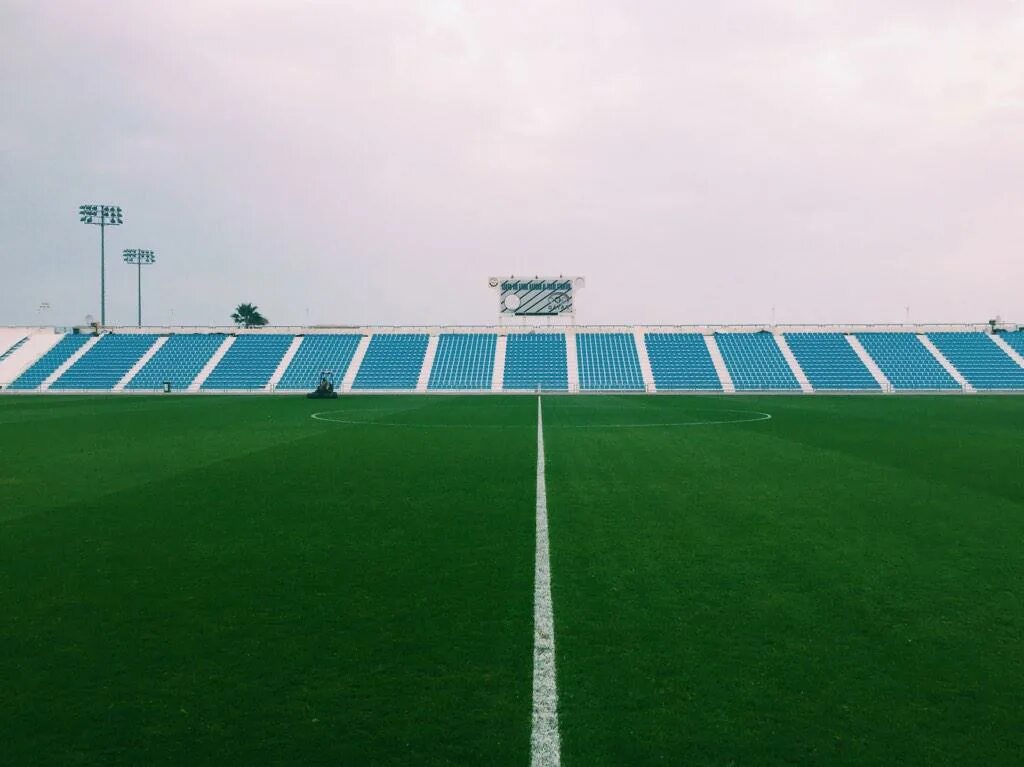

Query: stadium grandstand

[3,323,1024,394]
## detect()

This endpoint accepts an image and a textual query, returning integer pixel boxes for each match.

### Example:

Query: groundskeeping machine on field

[306,370,338,399]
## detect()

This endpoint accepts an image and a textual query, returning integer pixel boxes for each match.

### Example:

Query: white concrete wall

[0,330,64,387]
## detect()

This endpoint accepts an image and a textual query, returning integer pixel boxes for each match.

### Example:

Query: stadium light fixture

[79,204,124,325]
[122,248,156,327]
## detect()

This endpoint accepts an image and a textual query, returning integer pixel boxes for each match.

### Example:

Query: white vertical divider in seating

[114,336,168,391]
[774,333,813,393]
[565,332,579,392]
[0,332,63,388]
[342,334,372,393]
[266,335,303,391]
[416,335,440,393]
[918,334,974,392]
[188,335,235,391]
[704,334,735,393]
[989,334,1024,368]
[40,335,102,391]
[491,334,507,392]
[845,334,891,392]
[633,329,656,392]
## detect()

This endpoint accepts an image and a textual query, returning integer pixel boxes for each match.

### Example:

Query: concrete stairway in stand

[416,335,440,392]
[918,334,974,392]
[266,335,303,391]
[341,335,372,393]
[774,333,813,393]
[704,334,735,393]
[189,336,236,391]
[990,334,1024,368]
[491,335,507,392]
[114,336,168,391]
[565,332,579,392]
[845,334,891,391]
[634,329,656,392]
[40,335,102,391]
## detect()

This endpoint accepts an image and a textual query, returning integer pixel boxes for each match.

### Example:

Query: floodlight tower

[79,204,124,325]
[122,249,156,327]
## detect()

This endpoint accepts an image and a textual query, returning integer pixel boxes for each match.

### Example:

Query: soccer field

[2,394,1023,765]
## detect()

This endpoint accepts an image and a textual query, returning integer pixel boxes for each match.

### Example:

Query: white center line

[531,396,561,767]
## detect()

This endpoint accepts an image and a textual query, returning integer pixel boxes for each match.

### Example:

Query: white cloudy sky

[1,1,1022,327]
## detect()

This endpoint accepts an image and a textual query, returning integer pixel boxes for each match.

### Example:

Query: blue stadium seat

[644,333,720,391]
[277,334,362,390]
[428,334,496,390]
[15,328,1023,396]
[201,334,294,390]
[51,334,158,390]
[127,335,225,390]
[716,333,800,390]
[927,332,1024,390]
[854,333,958,390]
[576,333,644,391]
[784,333,879,390]
[353,334,428,390]
[8,334,93,390]
[503,334,567,391]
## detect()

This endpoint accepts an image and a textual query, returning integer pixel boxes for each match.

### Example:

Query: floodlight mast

[122,249,156,327]
[79,204,123,325]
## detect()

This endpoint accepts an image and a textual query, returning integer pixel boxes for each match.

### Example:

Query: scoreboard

[488,276,585,316]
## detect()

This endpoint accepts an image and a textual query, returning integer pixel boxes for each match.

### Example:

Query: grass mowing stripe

[545,395,1024,765]
[531,396,561,767]
[0,396,538,765]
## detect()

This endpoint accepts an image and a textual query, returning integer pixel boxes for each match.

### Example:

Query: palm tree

[231,303,268,328]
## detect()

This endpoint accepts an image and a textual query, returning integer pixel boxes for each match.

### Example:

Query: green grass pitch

[2,394,1023,765]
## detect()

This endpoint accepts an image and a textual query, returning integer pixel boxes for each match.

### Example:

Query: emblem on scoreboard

[489,276,585,316]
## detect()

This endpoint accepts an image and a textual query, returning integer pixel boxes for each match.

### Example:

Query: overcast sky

[1,1,1022,327]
